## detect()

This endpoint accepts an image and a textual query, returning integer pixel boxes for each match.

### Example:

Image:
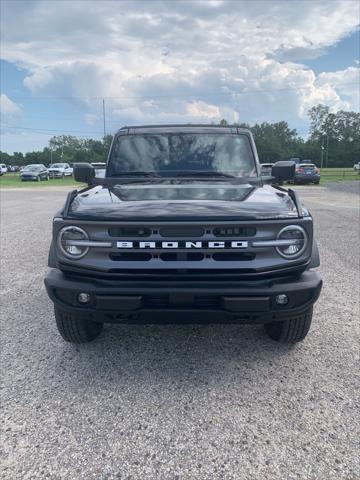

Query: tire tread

[265,307,313,343]
[54,306,102,343]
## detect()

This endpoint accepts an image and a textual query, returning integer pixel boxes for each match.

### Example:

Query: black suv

[45,125,322,344]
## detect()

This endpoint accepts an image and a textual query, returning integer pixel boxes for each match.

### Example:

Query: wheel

[54,305,103,343]
[314,181,320,184]
[264,307,313,343]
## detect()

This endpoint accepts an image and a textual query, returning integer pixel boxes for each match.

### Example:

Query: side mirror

[73,163,95,185]
[271,161,295,182]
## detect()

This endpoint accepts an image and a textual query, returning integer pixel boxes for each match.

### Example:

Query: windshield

[23,165,41,172]
[50,163,66,168]
[108,133,256,177]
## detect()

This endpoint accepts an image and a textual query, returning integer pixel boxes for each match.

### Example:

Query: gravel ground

[1,186,359,480]
[326,180,360,195]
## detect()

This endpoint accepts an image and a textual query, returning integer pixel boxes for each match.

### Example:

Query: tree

[250,122,299,162]
[308,105,360,166]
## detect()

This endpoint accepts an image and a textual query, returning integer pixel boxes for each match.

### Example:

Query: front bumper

[44,269,322,324]
[21,176,38,181]
[48,171,63,177]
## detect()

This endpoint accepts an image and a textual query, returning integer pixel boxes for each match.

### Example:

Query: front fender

[48,241,56,268]
[308,238,320,269]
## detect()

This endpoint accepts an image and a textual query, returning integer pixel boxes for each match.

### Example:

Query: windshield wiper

[173,171,236,178]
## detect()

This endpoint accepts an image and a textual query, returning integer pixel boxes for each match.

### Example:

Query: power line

[1,124,104,135]
[6,82,358,101]
[1,122,311,137]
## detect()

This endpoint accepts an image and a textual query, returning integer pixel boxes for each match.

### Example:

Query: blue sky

[0,0,359,153]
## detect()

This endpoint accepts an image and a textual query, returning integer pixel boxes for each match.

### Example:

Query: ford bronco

[44,125,322,343]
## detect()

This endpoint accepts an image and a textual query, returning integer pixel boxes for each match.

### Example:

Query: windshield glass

[23,165,41,172]
[50,163,66,168]
[108,134,256,177]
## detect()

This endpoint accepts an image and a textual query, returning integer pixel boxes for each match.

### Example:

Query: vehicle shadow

[54,321,296,392]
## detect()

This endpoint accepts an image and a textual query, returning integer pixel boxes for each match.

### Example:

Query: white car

[0,164,8,175]
[48,163,73,178]
[91,162,107,178]
[353,162,360,172]
[260,163,274,176]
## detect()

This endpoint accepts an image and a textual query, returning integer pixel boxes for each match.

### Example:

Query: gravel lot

[1,184,359,480]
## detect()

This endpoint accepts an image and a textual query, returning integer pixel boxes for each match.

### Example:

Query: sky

[0,0,359,154]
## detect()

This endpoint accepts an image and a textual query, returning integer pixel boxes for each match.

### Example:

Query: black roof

[116,124,251,135]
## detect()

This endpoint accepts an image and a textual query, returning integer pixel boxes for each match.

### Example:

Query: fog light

[276,294,289,306]
[78,293,91,304]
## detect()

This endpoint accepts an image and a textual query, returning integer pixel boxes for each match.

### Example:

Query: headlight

[276,225,308,259]
[58,226,89,259]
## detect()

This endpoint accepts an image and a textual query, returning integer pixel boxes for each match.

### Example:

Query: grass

[0,173,80,188]
[318,167,359,183]
[1,168,359,188]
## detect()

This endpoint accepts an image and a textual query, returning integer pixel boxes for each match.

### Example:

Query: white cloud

[316,67,360,110]
[0,94,22,117]
[186,101,220,118]
[84,113,99,125]
[0,0,359,135]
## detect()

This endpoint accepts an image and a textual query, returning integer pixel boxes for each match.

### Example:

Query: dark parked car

[20,164,49,181]
[294,163,320,184]
[45,125,322,345]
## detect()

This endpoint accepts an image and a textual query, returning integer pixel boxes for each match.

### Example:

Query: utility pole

[320,136,324,169]
[102,98,106,138]
[325,134,329,168]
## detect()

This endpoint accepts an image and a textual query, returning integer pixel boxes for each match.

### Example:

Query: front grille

[57,219,312,280]
[159,226,205,237]
[105,223,259,264]
[213,226,256,237]
[108,227,151,237]
[108,252,255,262]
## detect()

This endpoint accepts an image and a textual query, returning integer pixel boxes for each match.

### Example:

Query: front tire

[54,306,103,343]
[264,307,313,343]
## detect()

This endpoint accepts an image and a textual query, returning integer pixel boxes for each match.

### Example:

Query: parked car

[260,163,274,176]
[48,163,73,178]
[294,163,320,184]
[353,162,360,173]
[20,164,49,181]
[289,158,313,165]
[91,162,107,178]
[0,164,8,175]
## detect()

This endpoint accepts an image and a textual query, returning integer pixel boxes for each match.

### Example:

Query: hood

[67,180,299,221]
